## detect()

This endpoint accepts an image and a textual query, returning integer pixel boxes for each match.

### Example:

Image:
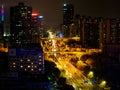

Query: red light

[32,12,38,16]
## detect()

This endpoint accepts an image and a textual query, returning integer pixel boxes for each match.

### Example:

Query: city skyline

[0,0,120,27]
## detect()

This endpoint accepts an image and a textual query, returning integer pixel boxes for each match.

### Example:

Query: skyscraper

[10,2,33,45]
[31,12,44,43]
[62,3,74,37]
[8,3,45,75]
[63,3,74,25]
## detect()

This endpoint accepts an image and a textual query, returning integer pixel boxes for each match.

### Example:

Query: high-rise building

[31,12,44,43]
[74,16,101,48]
[62,3,74,37]
[101,18,120,44]
[10,2,33,45]
[83,17,100,48]
[8,3,45,75]
[101,18,120,60]
[63,3,74,25]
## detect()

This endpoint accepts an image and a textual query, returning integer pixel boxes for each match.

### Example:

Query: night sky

[0,0,120,27]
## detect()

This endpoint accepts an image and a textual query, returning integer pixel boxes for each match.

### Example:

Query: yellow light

[39,62,42,64]
[13,66,16,68]
[39,68,41,71]
[27,59,30,62]
[20,65,23,68]
[87,71,94,78]
[27,65,30,68]
[13,62,16,65]
[99,80,106,87]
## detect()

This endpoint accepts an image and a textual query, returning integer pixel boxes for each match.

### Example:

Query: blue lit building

[8,43,45,74]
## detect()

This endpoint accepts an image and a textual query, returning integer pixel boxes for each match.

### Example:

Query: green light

[48,76,52,80]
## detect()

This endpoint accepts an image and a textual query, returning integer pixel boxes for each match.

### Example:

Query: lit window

[20,59,23,62]
[39,68,41,71]
[13,62,16,65]
[34,66,37,68]
[27,65,30,68]
[38,56,41,58]
[39,62,42,64]
[20,65,23,68]
[31,69,34,71]
[27,59,30,62]
[31,62,34,64]
[25,68,27,71]
[39,59,42,61]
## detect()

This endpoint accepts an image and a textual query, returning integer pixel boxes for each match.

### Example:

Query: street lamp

[99,80,106,88]
[87,71,94,78]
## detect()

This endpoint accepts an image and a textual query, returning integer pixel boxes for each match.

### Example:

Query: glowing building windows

[20,65,23,68]
[27,65,30,68]
[27,59,30,62]
[39,62,42,65]
[31,69,34,71]
[39,68,41,71]
[13,62,16,65]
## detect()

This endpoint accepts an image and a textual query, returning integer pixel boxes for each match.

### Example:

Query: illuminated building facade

[0,4,4,39]
[9,3,45,75]
[10,2,33,44]
[8,43,45,74]
[31,12,44,43]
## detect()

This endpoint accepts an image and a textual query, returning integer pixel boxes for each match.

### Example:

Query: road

[40,37,95,90]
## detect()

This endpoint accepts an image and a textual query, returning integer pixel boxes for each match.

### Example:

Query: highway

[40,36,95,90]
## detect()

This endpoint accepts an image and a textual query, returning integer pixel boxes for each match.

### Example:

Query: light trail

[40,32,95,90]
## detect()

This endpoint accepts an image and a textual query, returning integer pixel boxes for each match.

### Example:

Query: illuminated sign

[32,12,38,16]
[38,15,43,19]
